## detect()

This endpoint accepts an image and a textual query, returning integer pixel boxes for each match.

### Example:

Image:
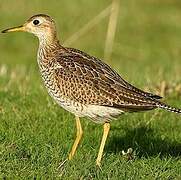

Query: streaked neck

[37,34,60,67]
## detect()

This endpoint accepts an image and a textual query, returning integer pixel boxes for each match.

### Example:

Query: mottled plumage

[2,14,181,166]
[38,42,181,122]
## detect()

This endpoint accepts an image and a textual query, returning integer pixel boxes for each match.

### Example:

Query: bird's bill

[1,25,25,33]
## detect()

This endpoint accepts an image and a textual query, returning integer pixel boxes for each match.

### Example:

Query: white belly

[48,88,124,123]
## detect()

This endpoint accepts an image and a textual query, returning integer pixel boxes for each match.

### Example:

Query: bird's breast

[37,62,85,115]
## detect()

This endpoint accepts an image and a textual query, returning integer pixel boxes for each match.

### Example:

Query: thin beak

[1,25,25,33]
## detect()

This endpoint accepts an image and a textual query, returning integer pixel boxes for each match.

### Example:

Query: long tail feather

[157,102,181,114]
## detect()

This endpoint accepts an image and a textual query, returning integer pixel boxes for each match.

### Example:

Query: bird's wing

[68,48,162,99]
[53,47,159,112]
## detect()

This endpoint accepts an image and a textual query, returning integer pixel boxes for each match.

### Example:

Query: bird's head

[2,14,58,44]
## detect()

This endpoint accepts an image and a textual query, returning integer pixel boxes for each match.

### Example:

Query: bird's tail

[156,102,181,114]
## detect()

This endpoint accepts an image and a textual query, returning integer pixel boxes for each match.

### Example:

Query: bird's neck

[38,32,59,49]
[37,34,58,65]
[37,34,67,71]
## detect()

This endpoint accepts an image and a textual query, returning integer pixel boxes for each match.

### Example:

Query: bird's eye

[33,19,40,25]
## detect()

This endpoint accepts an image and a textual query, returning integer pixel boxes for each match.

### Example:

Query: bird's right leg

[96,122,110,166]
[68,116,83,160]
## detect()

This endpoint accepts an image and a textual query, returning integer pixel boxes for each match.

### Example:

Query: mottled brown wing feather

[53,47,158,112]
[67,48,162,100]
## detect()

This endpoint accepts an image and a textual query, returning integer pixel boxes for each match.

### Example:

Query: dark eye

[33,19,40,25]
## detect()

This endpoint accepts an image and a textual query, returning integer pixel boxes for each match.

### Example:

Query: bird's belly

[48,89,84,115]
[51,94,124,123]
[41,71,124,123]
[79,105,124,123]
[48,88,124,123]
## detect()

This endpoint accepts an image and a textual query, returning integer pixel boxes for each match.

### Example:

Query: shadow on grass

[106,126,181,158]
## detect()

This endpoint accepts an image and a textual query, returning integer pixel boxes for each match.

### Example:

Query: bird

[2,14,181,166]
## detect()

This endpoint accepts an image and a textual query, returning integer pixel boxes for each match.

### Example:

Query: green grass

[0,0,181,179]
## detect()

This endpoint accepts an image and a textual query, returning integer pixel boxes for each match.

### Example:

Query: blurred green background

[0,0,181,179]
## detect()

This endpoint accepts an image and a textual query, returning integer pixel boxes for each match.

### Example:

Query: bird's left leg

[96,122,110,166]
[68,116,83,160]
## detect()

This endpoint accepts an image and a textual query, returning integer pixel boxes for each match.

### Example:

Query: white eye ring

[33,19,40,26]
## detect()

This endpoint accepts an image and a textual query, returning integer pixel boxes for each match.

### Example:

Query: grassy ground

[0,0,181,179]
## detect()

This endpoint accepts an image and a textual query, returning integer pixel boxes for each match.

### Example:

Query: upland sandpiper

[2,14,181,166]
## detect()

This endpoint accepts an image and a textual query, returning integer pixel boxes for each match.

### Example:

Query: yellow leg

[96,122,110,166]
[68,116,83,160]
